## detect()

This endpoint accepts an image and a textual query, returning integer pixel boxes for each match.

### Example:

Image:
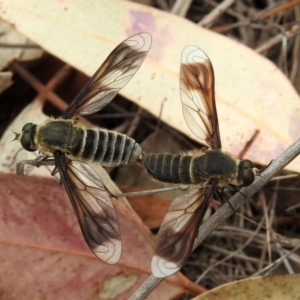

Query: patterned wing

[180,46,221,149]
[54,152,121,264]
[61,33,151,119]
[151,184,216,277]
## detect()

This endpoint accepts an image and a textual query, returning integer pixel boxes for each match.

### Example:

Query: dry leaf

[0,0,299,172]
[0,172,203,299]
[0,99,49,175]
[0,18,43,69]
[192,275,300,300]
[123,188,172,229]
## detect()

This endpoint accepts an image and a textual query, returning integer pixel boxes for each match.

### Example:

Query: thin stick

[114,185,185,197]
[255,0,300,21]
[11,61,92,126]
[171,0,192,17]
[255,29,298,53]
[11,61,69,112]
[198,0,235,27]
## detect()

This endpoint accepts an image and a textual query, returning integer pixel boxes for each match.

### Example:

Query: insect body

[143,46,259,277]
[15,33,151,265]
[21,118,141,166]
[143,150,255,186]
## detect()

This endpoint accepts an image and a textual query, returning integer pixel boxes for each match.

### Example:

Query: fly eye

[242,169,255,186]
[240,160,255,186]
[22,123,35,132]
[20,123,37,152]
[20,134,37,152]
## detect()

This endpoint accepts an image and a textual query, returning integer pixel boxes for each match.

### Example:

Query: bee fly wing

[180,46,221,149]
[61,33,152,119]
[54,152,121,264]
[151,185,215,277]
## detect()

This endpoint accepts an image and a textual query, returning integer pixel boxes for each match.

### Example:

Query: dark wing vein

[61,32,152,119]
[151,184,217,277]
[54,152,121,264]
[180,46,221,149]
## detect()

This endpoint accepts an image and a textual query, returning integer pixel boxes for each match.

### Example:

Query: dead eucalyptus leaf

[192,275,300,300]
[0,172,202,299]
[0,0,299,172]
[0,18,43,69]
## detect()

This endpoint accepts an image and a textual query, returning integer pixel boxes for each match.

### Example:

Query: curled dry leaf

[122,188,172,229]
[0,99,48,175]
[192,275,300,300]
[0,0,299,172]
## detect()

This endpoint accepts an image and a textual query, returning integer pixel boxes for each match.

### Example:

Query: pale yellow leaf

[0,18,43,69]
[0,0,299,172]
[192,275,300,300]
[0,98,48,175]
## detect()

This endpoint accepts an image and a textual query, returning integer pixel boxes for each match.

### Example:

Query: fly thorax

[236,159,258,186]
[37,119,82,155]
[192,150,238,183]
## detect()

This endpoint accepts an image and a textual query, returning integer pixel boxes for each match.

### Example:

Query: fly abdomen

[36,119,141,166]
[143,153,194,184]
[72,128,142,166]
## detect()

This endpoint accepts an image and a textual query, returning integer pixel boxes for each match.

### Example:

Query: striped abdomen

[71,128,141,166]
[143,151,238,185]
[37,120,141,166]
[143,153,196,184]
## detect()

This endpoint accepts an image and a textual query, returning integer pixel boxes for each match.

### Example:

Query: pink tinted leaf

[0,173,202,299]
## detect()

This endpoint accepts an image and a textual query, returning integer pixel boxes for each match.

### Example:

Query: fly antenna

[11,131,20,142]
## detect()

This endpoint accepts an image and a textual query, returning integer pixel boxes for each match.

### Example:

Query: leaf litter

[0,0,300,299]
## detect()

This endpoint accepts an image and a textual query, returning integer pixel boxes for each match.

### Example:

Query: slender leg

[16,155,55,175]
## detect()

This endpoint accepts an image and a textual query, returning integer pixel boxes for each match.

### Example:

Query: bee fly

[143,46,259,277]
[14,33,151,264]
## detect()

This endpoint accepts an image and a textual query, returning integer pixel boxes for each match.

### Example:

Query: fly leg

[16,155,55,175]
